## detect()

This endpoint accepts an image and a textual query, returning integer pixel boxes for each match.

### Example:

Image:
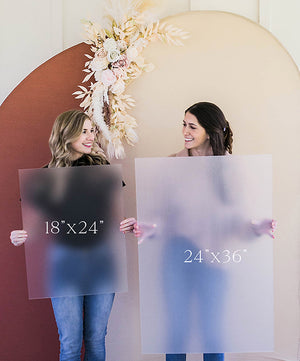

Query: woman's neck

[188,139,213,156]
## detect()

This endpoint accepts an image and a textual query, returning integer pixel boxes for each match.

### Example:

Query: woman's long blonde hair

[48,110,107,167]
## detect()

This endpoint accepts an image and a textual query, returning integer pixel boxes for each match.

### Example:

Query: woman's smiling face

[70,118,95,160]
[182,111,208,150]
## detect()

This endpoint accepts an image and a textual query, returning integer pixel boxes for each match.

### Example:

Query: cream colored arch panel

[109,11,300,361]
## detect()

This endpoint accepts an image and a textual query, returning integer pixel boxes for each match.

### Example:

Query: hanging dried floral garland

[74,0,189,158]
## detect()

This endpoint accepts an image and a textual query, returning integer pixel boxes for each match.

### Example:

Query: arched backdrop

[0,11,299,361]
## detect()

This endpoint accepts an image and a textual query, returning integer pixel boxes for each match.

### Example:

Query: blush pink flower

[112,54,129,69]
[89,47,109,72]
[96,47,107,58]
[101,69,117,87]
[112,67,127,80]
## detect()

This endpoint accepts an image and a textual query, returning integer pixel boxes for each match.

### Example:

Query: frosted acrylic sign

[19,165,127,299]
[135,156,273,353]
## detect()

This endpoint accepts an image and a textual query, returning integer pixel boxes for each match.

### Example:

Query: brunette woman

[135,102,275,361]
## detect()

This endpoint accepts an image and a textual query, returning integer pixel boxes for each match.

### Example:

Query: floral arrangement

[73,0,189,158]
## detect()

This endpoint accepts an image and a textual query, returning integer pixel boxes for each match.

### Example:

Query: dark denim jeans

[51,293,115,361]
[166,354,224,361]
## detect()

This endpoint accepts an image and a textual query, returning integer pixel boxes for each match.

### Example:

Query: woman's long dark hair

[185,102,233,155]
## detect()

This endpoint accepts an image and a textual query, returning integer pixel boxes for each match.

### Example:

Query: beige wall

[106,11,300,361]
[191,0,300,69]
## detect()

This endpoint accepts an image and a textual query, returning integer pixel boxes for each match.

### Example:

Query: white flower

[103,38,118,53]
[126,46,139,62]
[111,79,125,95]
[107,49,120,63]
[101,69,117,87]
[90,56,109,72]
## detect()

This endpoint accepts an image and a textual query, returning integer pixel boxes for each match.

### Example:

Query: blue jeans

[166,354,224,361]
[51,293,115,361]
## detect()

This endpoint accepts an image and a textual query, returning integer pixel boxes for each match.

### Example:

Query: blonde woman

[10,109,136,361]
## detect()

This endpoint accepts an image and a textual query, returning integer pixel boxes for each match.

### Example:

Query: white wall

[0,0,63,104]
[265,0,300,67]
[0,0,299,105]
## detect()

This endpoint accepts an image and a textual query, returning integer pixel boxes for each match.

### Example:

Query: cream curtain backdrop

[107,11,300,361]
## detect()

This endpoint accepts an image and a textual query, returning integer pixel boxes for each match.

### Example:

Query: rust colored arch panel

[0,42,90,361]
